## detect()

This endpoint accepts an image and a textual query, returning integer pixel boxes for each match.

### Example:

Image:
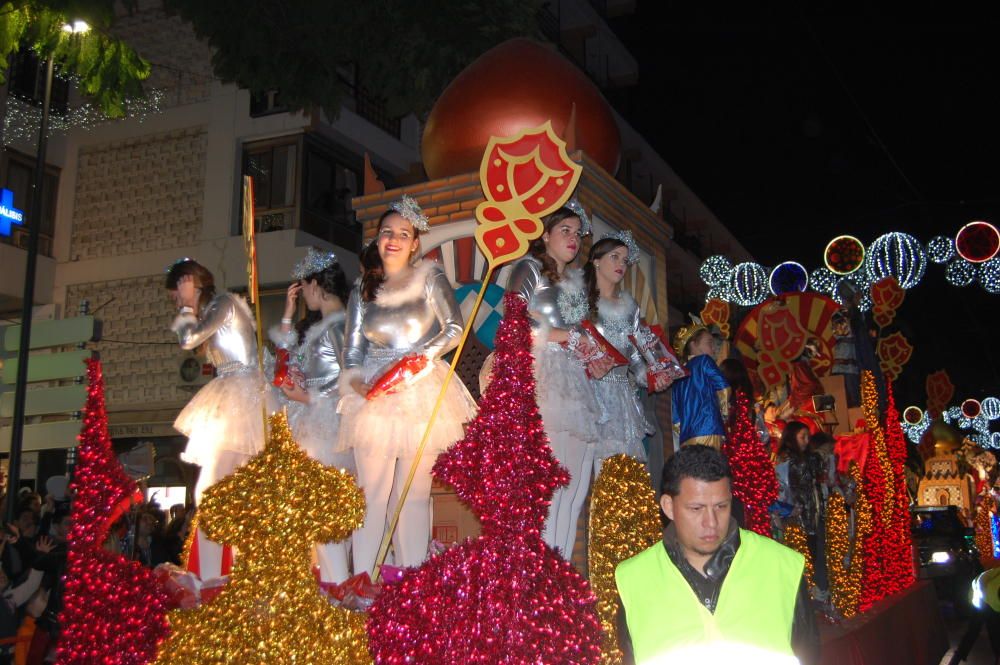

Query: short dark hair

[661,445,732,496]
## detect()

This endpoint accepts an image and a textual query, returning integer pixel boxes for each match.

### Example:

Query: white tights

[542,431,594,558]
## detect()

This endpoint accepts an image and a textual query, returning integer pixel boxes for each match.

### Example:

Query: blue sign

[0,188,24,237]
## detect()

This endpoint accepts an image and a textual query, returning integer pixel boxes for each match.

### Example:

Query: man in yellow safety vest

[616,444,819,664]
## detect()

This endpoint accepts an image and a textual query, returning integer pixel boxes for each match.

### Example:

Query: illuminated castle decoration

[917,453,974,512]
[351,39,671,569]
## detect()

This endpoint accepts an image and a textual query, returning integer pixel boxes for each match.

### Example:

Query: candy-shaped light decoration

[154,413,369,664]
[56,359,171,665]
[588,455,661,665]
[865,232,927,289]
[956,221,1000,263]
[367,293,601,664]
[769,261,809,295]
[729,262,768,306]
[825,235,866,275]
[927,235,956,264]
[723,390,779,537]
[945,258,977,287]
[699,255,733,287]
[706,285,733,302]
[979,258,1000,294]
[809,267,838,294]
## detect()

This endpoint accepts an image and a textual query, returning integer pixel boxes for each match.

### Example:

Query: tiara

[388,194,430,232]
[564,197,592,236]
[600,229,640,265]
[672,322,708,359]
[165,257,195,273]
[292,247,338,280]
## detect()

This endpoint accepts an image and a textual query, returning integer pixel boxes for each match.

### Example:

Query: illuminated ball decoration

[866,232,927,289]
[962,398,982,419]
[982,397,1000,421]
[978,258,1000,294]
[729,262,768,306]
[992,432,1000,449]
[945,258,977,287]
[902,406,923,425]
[706,285,733,303]
[955,221,1000,263]
[699,255,733,286]
[809,267,837,294]
[927,236,956,264]
[825,235,866,275]
[768,261,809,295]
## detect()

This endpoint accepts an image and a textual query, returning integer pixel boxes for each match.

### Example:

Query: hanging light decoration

[992,432,1000,449]
[979,258,1000,294]
[958,416,972,430]
[955,221,1000,264]
[769,261,809,295]
[973,415,990,434]
[945,258,977,287]
[809,267,837,294]
[927,236,956,264]
[983,397,1000,421]
[866,232,927,289]
[699,255,733,287]
[706,285,733,303]
[902,406,923,425]
[963,399,983,419]
[729,262,768,306]
[825,235,866,275]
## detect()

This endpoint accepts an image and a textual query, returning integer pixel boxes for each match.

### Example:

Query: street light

[5,19,89,521]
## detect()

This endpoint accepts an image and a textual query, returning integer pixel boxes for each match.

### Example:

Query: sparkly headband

[672,323,708,358]
[388,194,430,232]
[600,229,640,265]
[165,257,195,273]
[563,197,592,236]
[292,247,338,280]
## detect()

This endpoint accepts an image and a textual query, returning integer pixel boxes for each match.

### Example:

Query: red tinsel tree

[722,390,778,536]
[366,293,602,664]
[858,371,888,612]
[882,383,915,594]
[56,359,171,664]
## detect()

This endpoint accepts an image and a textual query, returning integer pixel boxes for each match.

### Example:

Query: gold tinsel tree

[155,412,369,664]
[782,523,814,589]
[588,454,662,665]
[825,462,870,620]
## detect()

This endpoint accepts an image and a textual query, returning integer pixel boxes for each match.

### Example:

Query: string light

[866,232,927,289]
[722,390,779,536]
[2,88,164,144]
[809,267,837,294]
[706,285,734,303]
[729,262,768,306]
[927,236,956,264]
[367,293,602,664]
[154,412,370,663]
[883,385,915,596]
[983,397,1000,421]
[783,524,814,589]
[945,258,977,287]
[978,258,1000,294]
[699,255,733,287]
[858,371,888,611]
[57,360,171,664]
[975,499,1000,570]
[826,492,860,619]
[588,455,662,665]
[973,415,990,434]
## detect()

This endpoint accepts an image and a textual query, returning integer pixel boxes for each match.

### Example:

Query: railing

[1,226,53,257]
[353,88,402,139]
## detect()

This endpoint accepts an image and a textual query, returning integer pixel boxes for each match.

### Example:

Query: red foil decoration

[366,293,601,664]
[723,390,779,537]
[578,320,628,379]
[272,348,290,387]
[366,354,431,400]
[56,359,171,665]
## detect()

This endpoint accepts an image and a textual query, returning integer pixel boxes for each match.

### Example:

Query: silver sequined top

[594,293,648,384]
[342,262,464,369]
[505,256,588,329]
[171,293,258,371]
[270,310,345,397]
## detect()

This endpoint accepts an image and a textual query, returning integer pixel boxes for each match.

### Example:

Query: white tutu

[592,368,653,461]
[535,342,600,444]
[286,393,346,468]
[173,368,273,467]
[338,357,477,459]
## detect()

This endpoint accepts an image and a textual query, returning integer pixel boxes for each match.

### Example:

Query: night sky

[608,3,1000,410]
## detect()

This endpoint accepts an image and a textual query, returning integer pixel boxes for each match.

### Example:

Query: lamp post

[5,20,89,522]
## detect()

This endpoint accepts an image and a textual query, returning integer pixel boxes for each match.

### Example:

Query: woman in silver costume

[583,232,654,476]
[338,196,476,573]
[167,259,270,579]
[270,247,354,583]
[505,201,600,558]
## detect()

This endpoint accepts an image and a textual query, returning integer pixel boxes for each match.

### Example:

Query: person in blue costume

[671,323,730,448]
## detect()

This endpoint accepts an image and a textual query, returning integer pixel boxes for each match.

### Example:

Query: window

[0,150,59,257]
[242,138,298,233]
[7,48,70,115]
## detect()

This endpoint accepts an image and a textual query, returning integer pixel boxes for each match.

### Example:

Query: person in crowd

[582,231,654,475]
[775,421,827,591]
[505,199,600,558]
[338,195,476,574]
[166,258,272,579]
[616,445,818,664]
[133,507,172,569]
[671,324,730,448]
[271,247,354,583]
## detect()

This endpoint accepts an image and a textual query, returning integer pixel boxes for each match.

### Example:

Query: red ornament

[56,360,171,665]
[962,398,982,419]
[824,235,866,275]
[366,293,601,663]
[955,220,1000,263]
[272,348,290,387]
[723,391,779,537]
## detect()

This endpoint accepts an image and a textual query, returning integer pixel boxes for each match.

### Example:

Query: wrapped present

[153,563,202,610]
[630,323,688,393]
[272,348,291,387]
[366,354,432,400]
[321,572,383,612]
